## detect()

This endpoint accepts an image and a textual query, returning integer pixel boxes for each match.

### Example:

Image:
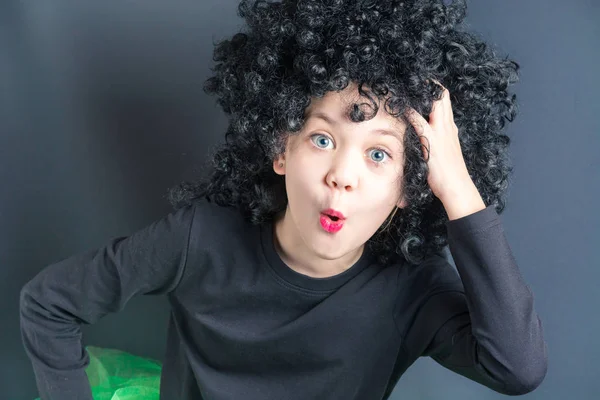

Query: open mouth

[319,212,345,233]
[321,208,346,221]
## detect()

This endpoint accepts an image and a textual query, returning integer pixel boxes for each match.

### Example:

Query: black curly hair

[166,0,519,266]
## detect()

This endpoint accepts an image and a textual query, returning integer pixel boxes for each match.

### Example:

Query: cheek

[284,160,317,200]
[288,147,325,182]
[360,191,398,232]
[366,193,396,213]
[367,166,402,194]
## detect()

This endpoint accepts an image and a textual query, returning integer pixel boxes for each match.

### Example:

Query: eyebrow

[306,111,403,141]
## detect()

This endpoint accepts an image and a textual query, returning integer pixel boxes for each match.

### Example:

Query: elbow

[20,282,30,311]
[19,281,45,324]
[19,283,37,345]
[19,282,36,321]
[504,358,548,396]
[504,324,549,396]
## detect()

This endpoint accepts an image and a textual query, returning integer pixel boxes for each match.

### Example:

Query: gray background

[1,0,598,399]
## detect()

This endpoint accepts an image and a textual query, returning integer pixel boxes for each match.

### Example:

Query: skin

[272,82,408,278]
[271,79,487,278]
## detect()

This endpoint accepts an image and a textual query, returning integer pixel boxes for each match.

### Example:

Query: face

[273,82,408,265]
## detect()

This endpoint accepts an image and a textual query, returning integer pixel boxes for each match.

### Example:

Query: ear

[396,195,407,209]
[273,154,286,175]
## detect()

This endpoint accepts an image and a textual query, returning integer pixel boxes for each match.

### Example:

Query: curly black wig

[166,0,519,266]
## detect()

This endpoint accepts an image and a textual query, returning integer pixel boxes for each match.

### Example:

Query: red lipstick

[320,208,346,233]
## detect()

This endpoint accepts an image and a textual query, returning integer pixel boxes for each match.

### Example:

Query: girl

[20,0,548,399]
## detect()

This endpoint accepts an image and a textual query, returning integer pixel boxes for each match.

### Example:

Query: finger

[405,108,432,159]
[428,93,445,128]
[404,108,428,136]
[430,81,455,127]
[439,85,454,122]
[428,80,447,126]
[431,79,454,119]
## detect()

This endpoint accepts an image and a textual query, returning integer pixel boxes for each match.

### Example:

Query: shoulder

[414,250,464,294]
[394,249,464,313]
[394,249,464,309]
[188,197,244,220]
[186,197,256,242]
[393,249,466,341]
[173,198,262,290]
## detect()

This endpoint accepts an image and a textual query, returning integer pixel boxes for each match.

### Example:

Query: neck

[272,207,364,278]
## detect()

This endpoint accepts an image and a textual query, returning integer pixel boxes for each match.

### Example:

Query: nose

[325,151,359,192]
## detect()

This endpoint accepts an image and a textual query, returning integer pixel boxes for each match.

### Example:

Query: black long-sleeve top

[20,198,548,399]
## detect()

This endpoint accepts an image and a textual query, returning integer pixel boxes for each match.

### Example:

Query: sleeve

[403,205,548,396]
[19,203,197,400]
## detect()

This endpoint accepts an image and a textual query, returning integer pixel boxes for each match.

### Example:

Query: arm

[404,205,548,395]
[19,203,197,400]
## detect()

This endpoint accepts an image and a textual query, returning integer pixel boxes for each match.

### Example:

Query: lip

[319,208,346,234]
[319,214,345,233]
[321,208,346,220]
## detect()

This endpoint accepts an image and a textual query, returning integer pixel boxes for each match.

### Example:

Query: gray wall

[2,1,597,399]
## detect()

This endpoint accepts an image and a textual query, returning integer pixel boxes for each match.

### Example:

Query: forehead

[304,83,407,131]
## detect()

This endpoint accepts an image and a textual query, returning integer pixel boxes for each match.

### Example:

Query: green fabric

[34,346,162,400]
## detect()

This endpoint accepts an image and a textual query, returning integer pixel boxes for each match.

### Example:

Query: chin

[306,236,350,260]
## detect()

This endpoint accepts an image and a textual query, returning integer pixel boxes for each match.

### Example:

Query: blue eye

[310,134,333,149]
[310,134,391,164]
[369,149,388,163]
